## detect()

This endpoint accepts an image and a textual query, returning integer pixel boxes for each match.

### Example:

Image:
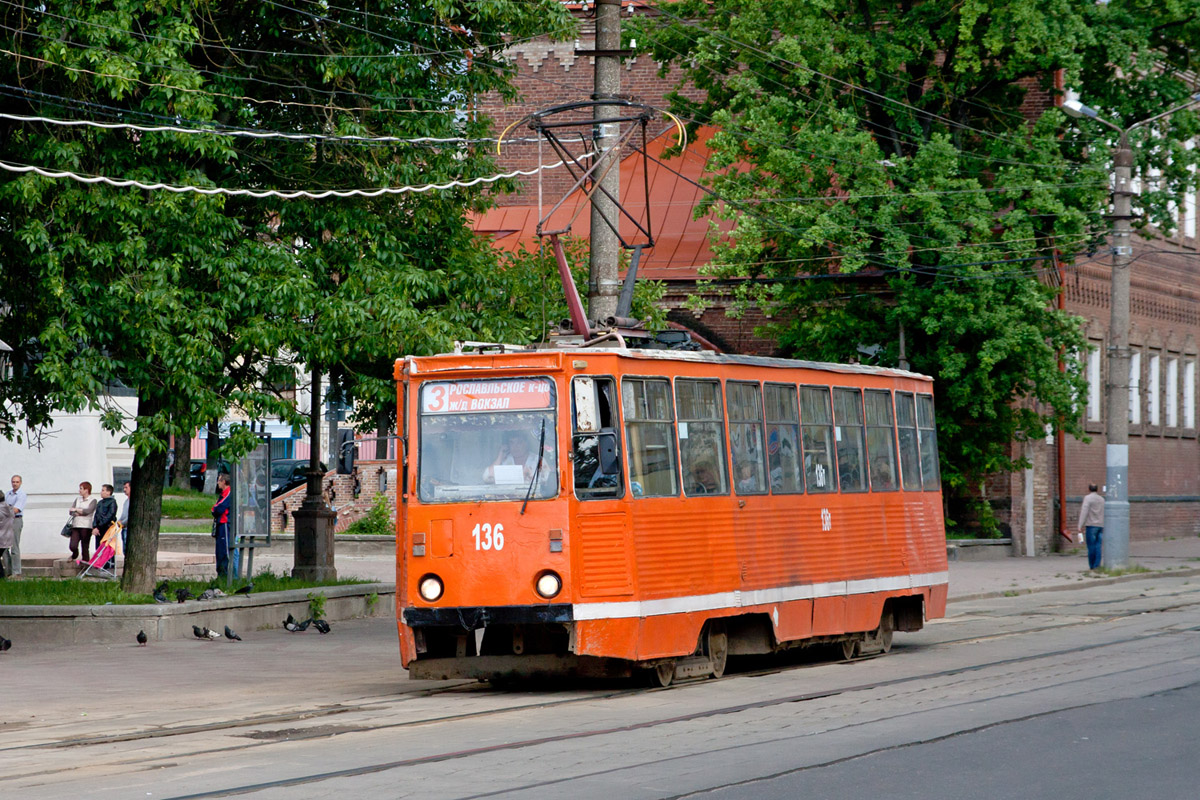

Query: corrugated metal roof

[473,127,733,280]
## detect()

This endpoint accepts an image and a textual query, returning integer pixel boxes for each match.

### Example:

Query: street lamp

[1063,91,1200,569]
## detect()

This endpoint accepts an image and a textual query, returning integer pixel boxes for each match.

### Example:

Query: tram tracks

[15,591,1200,756]
[155,621,1200,800]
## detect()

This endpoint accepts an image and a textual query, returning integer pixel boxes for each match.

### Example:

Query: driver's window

[573,377,624,500]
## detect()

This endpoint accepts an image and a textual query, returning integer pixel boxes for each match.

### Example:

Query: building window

[1129,350,1141,425]
[1148,352,1161,427]
[1166,357,1179,428]
[1086,347,1102,422]
[1185,360,1196,429]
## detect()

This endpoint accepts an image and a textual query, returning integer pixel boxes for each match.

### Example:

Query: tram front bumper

[403,603,573,629]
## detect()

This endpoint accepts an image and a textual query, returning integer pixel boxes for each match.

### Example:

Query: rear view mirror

[598,430,619,474]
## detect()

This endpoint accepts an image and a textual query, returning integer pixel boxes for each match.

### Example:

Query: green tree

[0,0,574,590]
[631,0,1200,510]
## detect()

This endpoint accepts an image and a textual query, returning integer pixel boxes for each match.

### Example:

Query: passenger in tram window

[736,461,759,493]
[483,430,541,483]
[688,460,721,494]
[871,457,896,490]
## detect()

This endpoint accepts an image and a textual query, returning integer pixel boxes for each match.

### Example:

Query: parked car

[271,459,326,497]
[164,458,230,491]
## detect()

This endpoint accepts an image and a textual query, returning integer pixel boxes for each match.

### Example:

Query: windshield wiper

[521,418,547,515]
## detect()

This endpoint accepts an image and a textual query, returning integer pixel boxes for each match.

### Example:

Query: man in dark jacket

[91,484,119,563]
[211,474,233,579]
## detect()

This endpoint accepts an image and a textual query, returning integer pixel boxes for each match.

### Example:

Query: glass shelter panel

[418,378,558,503]
[799,386,836,493]
[622,378,678,498]
[728,381,767,495]
[676,379,729,496]
[833,388,867,492]
[764,384,803,494]
[895,392,921,491]
[865,390,898,491]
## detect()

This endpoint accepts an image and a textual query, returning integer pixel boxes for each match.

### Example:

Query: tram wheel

[841,638,859,661]
[878,615,894,654]
[652,661,676,687]
[706,626,728,679]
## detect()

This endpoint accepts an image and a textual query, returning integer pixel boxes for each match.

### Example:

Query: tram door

[570,377,634,598]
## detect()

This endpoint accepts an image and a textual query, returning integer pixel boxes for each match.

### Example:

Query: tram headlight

[535,571,562,599]
[418,574,444,603]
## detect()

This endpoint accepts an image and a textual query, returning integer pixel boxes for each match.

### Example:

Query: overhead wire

[0,151,593,200]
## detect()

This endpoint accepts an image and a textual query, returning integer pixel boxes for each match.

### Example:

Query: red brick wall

[271,460,399,535]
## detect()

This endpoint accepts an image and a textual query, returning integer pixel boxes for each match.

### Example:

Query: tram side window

[916,394,941,490]
[676,379,729,496]
[799,386,836,493]
[832,388,867,493]
[895,392,922,491]
[764,383,803,494]
[728,382,767,495]
[573,376,623,500]
[865,390,898,492]
[622,378,678,497]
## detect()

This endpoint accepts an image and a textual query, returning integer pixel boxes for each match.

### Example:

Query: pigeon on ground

[153,589,169,604]
[295,618,313,632]
[284,618,301,632]
[198,588,226,601]
[224,625,242,641]
[176,588,194,603]
[205,627,221,640]
[233,584,253,595]
[155,580,170,595]
[0,634,11,652]
[136,630,148,646]
[192,625,208,640]
[312,619,331,634]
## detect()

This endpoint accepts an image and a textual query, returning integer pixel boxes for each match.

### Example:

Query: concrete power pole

[1103,133,1133,569]
[588,0,622,324]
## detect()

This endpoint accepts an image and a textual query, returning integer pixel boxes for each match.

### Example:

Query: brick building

[474,10,1200,551]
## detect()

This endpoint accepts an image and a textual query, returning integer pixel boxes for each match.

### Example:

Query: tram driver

[483,430,545,484]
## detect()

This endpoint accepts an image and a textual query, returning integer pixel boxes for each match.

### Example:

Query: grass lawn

[0,570,372,606]
[161,487,217,518]
[160,521,213,533]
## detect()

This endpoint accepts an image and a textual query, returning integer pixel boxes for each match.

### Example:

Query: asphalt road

[3,577,1198,800]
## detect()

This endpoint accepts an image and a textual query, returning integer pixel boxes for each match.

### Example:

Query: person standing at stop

[212,473,232,579]
[1077,483,1105,570]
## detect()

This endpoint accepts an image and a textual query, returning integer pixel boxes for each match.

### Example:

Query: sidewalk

[945,536,1200,600]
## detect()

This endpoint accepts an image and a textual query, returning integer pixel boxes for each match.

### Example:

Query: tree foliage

[631,0,1200,500]
[0,0,574,590]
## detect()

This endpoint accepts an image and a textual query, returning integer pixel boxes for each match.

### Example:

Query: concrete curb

[0,582,396,645]
[949,565,1200,603]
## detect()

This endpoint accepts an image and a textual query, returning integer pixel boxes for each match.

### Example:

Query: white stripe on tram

[571,571,949,622]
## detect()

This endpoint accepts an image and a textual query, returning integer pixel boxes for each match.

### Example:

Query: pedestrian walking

[117,481,131,553]
[212,473,232,579]
[68,482,98,564]
[0,495,15,578]
[4,475,25,577]
[1078,483,1105,570]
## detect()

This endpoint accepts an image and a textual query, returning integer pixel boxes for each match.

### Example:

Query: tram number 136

[471,522,505,551]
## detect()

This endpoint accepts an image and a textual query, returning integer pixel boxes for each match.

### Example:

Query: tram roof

[406,346,932,384]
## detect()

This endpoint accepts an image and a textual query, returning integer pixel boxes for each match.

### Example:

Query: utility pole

[588,0,622,324]
[1063,91,1200,569]
[1104,132,1133,569]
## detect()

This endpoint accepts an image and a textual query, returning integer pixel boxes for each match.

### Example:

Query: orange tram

[394,346,948,685]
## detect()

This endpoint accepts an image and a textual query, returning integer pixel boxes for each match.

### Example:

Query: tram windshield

[417,377,558,503]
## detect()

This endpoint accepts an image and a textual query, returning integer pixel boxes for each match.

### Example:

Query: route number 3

[472,522,505,551]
